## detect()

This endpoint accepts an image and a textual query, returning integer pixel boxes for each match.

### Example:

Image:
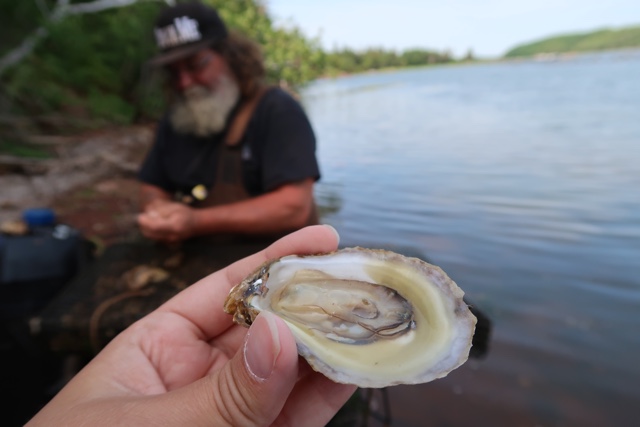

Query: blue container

[22,208,56,228]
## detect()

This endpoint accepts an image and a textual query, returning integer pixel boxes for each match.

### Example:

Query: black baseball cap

[149,1,228,66]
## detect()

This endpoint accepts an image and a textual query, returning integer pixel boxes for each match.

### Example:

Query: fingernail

[322,224,340,246]
[244,312,281,381]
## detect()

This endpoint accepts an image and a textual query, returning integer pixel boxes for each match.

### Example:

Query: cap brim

[147,39,213,67]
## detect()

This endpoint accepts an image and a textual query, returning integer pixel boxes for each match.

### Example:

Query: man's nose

[174,68,195,91]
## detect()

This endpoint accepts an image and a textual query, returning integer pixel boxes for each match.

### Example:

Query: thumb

[165,311,300,426]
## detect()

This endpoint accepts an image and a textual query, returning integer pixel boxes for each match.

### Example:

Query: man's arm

[192,178,315,236]
[137,179,315,242]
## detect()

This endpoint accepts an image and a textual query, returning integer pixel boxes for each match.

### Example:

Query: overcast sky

[266,0,640,57]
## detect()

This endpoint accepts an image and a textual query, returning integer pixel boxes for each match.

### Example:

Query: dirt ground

[50,177,142,246]
[1,125,154,245]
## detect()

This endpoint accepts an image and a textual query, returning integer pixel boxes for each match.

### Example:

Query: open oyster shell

[224,247,476,388]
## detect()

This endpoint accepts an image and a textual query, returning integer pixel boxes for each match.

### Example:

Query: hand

[27,225,356,427]
[137,200,196,242]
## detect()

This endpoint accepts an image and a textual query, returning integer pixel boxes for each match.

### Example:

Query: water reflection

[315,181,343,218]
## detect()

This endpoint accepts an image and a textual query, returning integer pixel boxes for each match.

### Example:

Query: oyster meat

[224,247,476,388]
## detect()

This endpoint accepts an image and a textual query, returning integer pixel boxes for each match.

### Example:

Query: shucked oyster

[224,247,476,388]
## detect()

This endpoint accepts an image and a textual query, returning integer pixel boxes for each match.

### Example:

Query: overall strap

[224,85,270,147]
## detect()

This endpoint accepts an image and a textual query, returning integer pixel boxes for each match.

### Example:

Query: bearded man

[137,1,320,243]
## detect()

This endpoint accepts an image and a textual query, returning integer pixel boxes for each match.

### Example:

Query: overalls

[194,86,319,240]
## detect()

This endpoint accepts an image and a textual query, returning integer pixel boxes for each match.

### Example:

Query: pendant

[191,184,208,201]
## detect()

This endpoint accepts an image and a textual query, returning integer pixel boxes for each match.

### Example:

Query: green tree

[504,25,640,57]
[0,0,324,133]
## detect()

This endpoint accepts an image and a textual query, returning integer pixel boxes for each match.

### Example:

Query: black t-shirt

[138,88,320,197]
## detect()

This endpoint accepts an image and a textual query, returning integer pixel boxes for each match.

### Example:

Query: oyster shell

[224,247,476,388]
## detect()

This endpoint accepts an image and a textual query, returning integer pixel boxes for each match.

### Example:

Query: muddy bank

[0,126,154,244]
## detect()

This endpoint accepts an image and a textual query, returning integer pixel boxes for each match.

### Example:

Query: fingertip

[321,224,340,247]
[137,214,152,229]
[262,225,340,266]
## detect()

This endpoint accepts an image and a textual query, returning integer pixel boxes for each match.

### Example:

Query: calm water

[301,50,640,427]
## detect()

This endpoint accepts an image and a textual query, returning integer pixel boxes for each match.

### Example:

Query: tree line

[0,0,456,134]
[505,25,640,57]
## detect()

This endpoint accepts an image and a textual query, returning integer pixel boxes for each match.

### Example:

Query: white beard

[169,74,241,137]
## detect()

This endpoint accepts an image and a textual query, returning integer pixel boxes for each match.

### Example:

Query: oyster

[224,247,476,388]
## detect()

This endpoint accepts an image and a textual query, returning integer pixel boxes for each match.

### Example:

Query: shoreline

[0,125,153,245]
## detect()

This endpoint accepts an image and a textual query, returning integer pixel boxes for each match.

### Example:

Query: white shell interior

[248,250,475,388]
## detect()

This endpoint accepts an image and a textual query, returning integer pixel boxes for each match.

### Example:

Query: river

[301,50,640,427]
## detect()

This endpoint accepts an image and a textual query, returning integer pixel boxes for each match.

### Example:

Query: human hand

[27,225,356,427]
[137,200,196,242]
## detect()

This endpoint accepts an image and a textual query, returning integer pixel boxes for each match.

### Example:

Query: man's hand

[137,178,317,242]
[137,200,197,243]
